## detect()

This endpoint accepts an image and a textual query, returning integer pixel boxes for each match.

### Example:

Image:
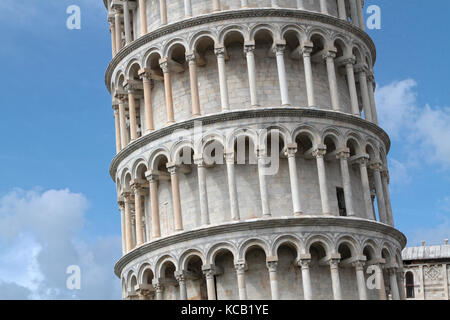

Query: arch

[238,238,271,261]
[281,24,305,43]
[148,147,171,171]
[206,242,237,265]
[179,249,206,271]
[218,25,248,46]
[305,234,333,255]
[405,271,415,298]
[154,254,178,279]
[170,139,195,165]
[292,125,320,148]
[381,244,394,265]
[250,24,278,43]
[259,124,292,148]
[143,48,164,71]
[163,37,189,58]
[189,31,218,53]
[271,234,303,258]
[226,128,259,155]
[137,263,154,285]
[131,157,149,180]
[361,239,380,261]
[322,127,345,150]
[335,235,360,259]
[332,35,351,58]
[125,59,143,80]
[345,131,364,156]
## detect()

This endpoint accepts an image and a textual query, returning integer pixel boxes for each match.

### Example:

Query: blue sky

[0,0,448,299]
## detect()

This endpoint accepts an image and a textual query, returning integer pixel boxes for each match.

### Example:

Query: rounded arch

[170,139,195,165]
[137,263,154,285]
[143,48,164,71]
[226,128,259,155]
[198,131,226,157]
[163,37,189,58]
[335,235,360,259]
[281,24,305,43]
[345,131,364,156]
[292,125,320,150]
[125,59,142,80]
[322,127,345,150]
[304,234,334,255]
[179,249,206,271]
[154,255,178,279]
[206,242,237,265]
[131,158,149,180]
[238,238,270,261]
[259,124,292,148]
[218,25,248,46]
[332,35,351,58]
[148,147,171,171]
[271,234,303,258]
[189,31,218,53]
[250,24,278,43]
[361,239,380,261]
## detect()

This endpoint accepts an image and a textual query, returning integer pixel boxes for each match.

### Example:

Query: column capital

[166,162,179,174]
[159,57,170,73]
[328,253,341,269]
[300,42,314,56]
[312,144,327,158]
[244,44,256,54]
[336,148,351,160]
[202,264,220,278]
[352,260,366,271]
[266,257,278,272]
[118,200,125,210]
[131,181,147,195]
[351,153,370,166]
[297,253,312,268]
[322,48,337,60]
[355,64,369,75]
[342,56,356,66]
[273,43,286,54]
[175,271,187,283]
[185,52,196,63]
[121,191,132,202]
[224,152,235,164]
[284,143,298,157]
[235,262,247,274]
[193,155,206,167]
[214,46,226,56]
[138,68,152,81]
[145,170,159,182]
[369,161,383,171]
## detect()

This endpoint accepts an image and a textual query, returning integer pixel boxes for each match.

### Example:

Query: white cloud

[0,188,121,300]
[388,158,412,187]
[375,79,450,169]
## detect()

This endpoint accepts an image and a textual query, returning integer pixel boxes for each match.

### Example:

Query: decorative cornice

[109,107,391,180]
[104,8,376,92]
[114,216,407,277]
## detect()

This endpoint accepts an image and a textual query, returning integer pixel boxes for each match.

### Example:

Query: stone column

[244,45,258,106]
[349,0,360,28]
[271,0,279,8]
[225,153,240,221]
[123,1,132,45]
[397,269,407,300]
[257,151,271,217]
[301,45,315,107]
[354,155,374,220]
[167,164,183,232]
[313,145,331,215]
[184,0,193,17]
[319,0,328,14]
[381,169,394,226]
[235,263,247,300]
[298,254,312,300]
[118,95,129,148]
[195,157,210,225]
[215,47,230,111]
[241,0,248,8]
[113,104,122,153]
[296,0,304,10]
[160,58,175,124]
[114,8,123,51]
[186,53,201,116]
[109,18,117,57]
[127,87,138,141]
[146,172,161,238]
[375,262,387,300]
[138,0,147,35]
[274,44,290,106]
[267,260,279,300]
[367,73,379,124]
[356,65,373,122]
[118,200,126,255]
[132,184,145,246]
[212,0,220,12]
[344,57,360,116]
[123,193,134,252]
[353,260,368,300]
[370,162,387,224]
[175,271,187,300]
[203,267,217,300]
[159,0,168,25]
[286,144,303,215]
[154,283,164,300]
[329,256,342,300]
[388,267,400,300]
[443,264,449,300]
[337,0,347,20]
[138,68,155,133]
[337,148,355,216]
[356,0,365,31]
[323,49,340,111]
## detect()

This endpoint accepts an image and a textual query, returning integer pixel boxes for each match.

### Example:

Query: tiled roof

[402,244,450,261]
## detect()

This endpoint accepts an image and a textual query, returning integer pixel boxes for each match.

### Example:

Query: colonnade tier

[107,11,377,147]
[117,218,407,300]
[105,0,367,51]
[113,111,395,257]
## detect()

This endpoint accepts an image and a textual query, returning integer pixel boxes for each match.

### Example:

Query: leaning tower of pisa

[103,0,407,300]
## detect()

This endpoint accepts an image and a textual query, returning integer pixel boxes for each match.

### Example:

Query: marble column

[298,255,312,300]
[389,267,400,300]
[337,0,347,20]
[245,45,258,106]
[186,53,201,116]
[324,50,340,111]
[127,87,138,141]
[109,19,117,57]
[113,104,122,153]
[118,95,129,147]
[184,0,193,17]
[118,201,126,255]
[132,184,144,246]
[235,263,247,300]
[356,66,373,122]
[314,146,331,215]
[329,257,342,300]
[154,283,164,300]
[241,0,248,8]
[355,155,374,220]
[160,58,175,124]
[123,1,132,45]
[350,0,360,28]
[337,148,355,216]
[319,0,328,14]
[344,57,360,116]
[271,0,279,8]
[267,261,279,300]
[146,172,161,238]
[195,157,210,225]
[356,0,365,31]
[296,0,304,10]
[286,144,303,215]
[167,164,183,232]
[274,44,290,106]
[381,170,394,226]
[257,151,271,217]
[301,45,315,107]
[215,47,230,111]
[397,269,407,300]
[138,0,147,35]
[370,162,387,224]
[225,153,240,221]
[138,68,155,133]
[159,0,168,25]
[176,272,187,300]
[376,262,387,300]
[354,260,368,300]
[123,193,134,252]
[367,73,379,124]
[203,268,217,300]
[212,0,220,12]
[114,8,122,51]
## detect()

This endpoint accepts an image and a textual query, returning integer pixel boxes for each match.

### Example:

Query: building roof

[402,242,450,261]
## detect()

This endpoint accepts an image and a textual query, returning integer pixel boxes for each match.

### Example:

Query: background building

[103,0,407,300]
[402,240,450,300]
